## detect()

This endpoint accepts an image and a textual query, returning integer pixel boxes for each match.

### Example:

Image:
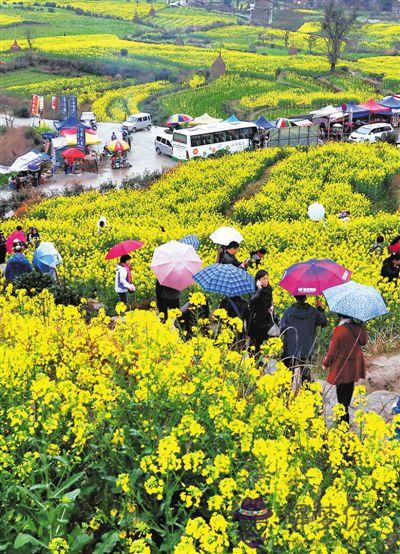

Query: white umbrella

[209,226,244,246]
[308,203,325,221]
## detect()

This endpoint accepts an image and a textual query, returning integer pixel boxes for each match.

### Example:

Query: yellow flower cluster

[92,80,174,122]
[1,141,400,551]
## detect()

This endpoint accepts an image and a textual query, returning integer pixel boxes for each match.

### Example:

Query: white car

[122,113,152,133]
[349,123,394,143]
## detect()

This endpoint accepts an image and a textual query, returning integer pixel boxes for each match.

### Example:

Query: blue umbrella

[323,280,388,322]
[33,242,62,270]
[194,263,255,297]
[179,234,200,250]
[28,162,41,171]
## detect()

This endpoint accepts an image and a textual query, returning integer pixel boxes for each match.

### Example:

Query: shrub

[120,48,128,57]
[14,106,30,118]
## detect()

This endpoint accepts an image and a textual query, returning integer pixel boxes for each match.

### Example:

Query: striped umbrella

[179,234,200,250]
[194,263,255,297]
[106,140,130,152]
[275,118,293,128]
[166,114,193,126]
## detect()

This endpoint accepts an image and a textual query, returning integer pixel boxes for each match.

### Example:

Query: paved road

[0,115,177,200]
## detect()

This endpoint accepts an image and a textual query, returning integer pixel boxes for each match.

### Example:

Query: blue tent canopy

[224,114,240,123]
[254,116,275,129]
[378,96,400,110]
[343,102,370,118]
[54,116,90,131]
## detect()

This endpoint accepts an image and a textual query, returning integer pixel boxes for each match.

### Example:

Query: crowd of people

[113,234,398,424]
[1,223,397,425]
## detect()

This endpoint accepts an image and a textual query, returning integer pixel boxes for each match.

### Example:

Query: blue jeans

[118,292,128,305]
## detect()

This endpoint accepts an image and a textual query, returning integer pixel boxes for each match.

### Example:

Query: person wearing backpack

[323,315,368,424]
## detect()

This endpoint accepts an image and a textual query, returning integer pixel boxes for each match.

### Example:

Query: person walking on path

[4,242,33,283]
[248,269,274,353]
[156,280,181,321]
[323,316,368,424]
[115,254,135,306]
[280,295,328,382]
[111,131,117,141]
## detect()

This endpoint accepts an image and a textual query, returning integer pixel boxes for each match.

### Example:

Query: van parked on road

[349,123,394,143]
[154,134,173,157]
[122,113,152,134]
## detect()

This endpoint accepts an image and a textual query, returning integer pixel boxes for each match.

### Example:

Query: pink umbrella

[105,240,144,260]
[279,259,351,296]
[150,240,202,291]
[6,230,27,253]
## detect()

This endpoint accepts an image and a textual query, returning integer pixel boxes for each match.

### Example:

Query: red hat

[388,242,400,254]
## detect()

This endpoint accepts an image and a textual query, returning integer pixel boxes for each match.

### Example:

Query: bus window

[202,134,213,145]
[214,131,226,143]
[191,136,201,147]
[173,133,188,144]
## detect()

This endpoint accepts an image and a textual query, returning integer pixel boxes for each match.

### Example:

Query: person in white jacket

[115,254,135,306]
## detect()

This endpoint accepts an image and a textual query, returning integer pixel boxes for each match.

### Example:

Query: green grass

[0,6,149,40]
[0,68,67,88]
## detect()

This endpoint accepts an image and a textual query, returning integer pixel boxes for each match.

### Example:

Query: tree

[23,27,35,51]
[321,0,357,73]
[307,34,317,53]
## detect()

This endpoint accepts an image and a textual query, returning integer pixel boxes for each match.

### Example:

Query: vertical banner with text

[31,94,39,116]
[60,95,68,120]
[67,95,77,118]
[76,124,86,150]
[51,96,59,111]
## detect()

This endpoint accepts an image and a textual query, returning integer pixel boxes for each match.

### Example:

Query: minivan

[122,113,152,133]
[349,123,394,143]
[154,134,173,157]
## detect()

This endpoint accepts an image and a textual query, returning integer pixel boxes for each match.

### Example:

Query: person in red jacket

[323,315,368,424]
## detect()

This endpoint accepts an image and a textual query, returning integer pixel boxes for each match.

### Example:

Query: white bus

[172,121,258,161]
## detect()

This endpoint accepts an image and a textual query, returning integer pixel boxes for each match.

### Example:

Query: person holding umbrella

[280,295,327,381]
[115,254,135,306]
[248,269,275,354]
[219,241,243,267]
[322,315,368,424]
[155,280,181,321]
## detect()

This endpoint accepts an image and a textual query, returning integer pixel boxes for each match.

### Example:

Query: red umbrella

[105,240,144,260]
[61,148,85,159]
[279,259,351,296]
[6,230,27,253]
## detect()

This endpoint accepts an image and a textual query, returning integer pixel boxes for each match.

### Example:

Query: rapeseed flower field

[1,143,400,551]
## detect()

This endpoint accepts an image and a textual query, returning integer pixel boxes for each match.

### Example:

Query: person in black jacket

[248,269,274,353]
[156,279,181,320]
[280,295,328,382]
[0,231,6,264]
[219,241,242,267]
[381,252,400,282]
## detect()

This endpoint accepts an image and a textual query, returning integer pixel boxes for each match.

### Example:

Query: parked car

[349,123,394,143]
[154,133,173,157]
[122,113,152,134]
[80,111,97,130]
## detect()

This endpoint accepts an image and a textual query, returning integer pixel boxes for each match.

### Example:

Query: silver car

[122,113,152,133]
[155,134,173,157]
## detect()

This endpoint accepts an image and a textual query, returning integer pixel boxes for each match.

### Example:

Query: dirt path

[226,166,271,218]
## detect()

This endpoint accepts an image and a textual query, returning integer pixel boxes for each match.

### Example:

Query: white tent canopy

[309,105,343,120]
[190,113,223,126]
[8,151,40,173]
[293,119,313,127]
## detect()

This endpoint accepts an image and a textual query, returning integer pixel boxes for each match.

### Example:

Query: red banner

[51,96,58,110]
[31,94,39,116]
